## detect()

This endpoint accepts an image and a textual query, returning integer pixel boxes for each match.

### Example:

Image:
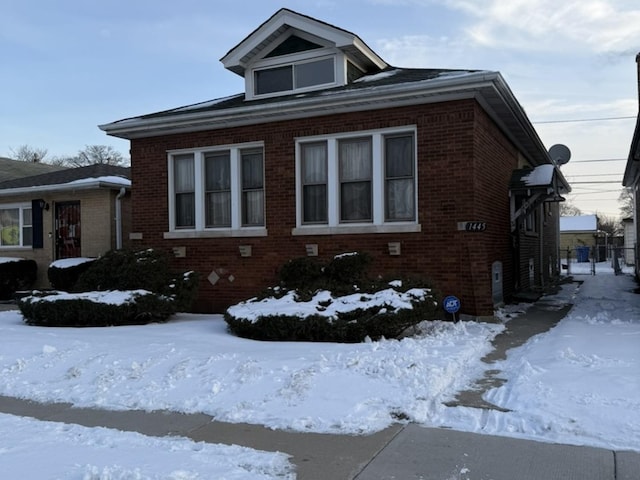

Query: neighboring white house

[623,217,636,265]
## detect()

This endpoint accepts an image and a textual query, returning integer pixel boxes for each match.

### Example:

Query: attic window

[254,56,335,96]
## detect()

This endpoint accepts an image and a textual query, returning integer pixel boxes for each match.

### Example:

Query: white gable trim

[220,9,386,77]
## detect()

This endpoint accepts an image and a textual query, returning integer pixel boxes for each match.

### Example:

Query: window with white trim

[168,144,265,236]
[296,127,418,234]
[0,204,32,247]
[253,56,336,97]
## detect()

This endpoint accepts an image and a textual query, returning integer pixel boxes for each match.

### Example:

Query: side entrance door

[55,201,81,259]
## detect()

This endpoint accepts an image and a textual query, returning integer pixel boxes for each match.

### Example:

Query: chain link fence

[562,246,634,276]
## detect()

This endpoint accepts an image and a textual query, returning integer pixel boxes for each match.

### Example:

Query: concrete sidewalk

[0,394,637,479]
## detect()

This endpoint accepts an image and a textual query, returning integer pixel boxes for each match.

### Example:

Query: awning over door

[509,164,571,231]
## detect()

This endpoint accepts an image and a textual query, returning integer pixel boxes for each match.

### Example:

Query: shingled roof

[0,164,130,191]
[0,157,66,183]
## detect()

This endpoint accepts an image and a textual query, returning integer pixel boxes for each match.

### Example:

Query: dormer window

[254,56,336,96]
[220,8,388,101]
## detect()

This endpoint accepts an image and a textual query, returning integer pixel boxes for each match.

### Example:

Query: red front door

[55,201,81,259]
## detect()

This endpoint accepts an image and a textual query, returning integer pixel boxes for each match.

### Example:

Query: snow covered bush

[19,248,199,327]
[19,290,174,327]
[225,252,441,343]
[0,257,37,300]
[47,257,96,291]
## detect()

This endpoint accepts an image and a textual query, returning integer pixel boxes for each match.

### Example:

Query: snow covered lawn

[0,262,638,477]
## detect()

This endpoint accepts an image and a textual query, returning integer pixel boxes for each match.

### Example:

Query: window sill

[164,228,268,239]
[291,223,421,236]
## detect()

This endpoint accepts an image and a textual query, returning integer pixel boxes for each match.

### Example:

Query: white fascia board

[221,10,377,73]
[100,71,501,139]
[0,181,130,197]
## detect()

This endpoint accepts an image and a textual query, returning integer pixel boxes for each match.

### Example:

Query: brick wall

[129,99,522,316]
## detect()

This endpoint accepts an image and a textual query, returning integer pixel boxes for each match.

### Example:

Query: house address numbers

[457,221,487,232]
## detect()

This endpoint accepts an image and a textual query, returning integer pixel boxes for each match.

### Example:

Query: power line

[532,116,636,124]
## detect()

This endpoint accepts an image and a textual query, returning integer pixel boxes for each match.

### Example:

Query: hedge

[0,258,37,300]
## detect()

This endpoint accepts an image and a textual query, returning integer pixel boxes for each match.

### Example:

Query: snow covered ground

[0,260,638,478]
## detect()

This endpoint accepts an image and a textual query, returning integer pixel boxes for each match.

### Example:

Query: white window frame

[0,203,32,248]
[292,126,421,236]
[165,142,267,239]
[247,49,340,100]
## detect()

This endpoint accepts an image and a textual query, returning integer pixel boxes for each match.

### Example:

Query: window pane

[301,143,327,183]
[242,191,264,226]
[339,138,372,222]
[175,193,195,228]
[205,152,230,190]
[174,154,195,192]
[295,58,335,88]
[341,182,372,221]
[241,149,264,226]
[205,152,231,227]
[386,179,415,221]
[385,135,413,177]
[339,138,372,181]
[303,184,327,223]
[23,208,32,226]
[385,134,415,221]
[302,142,327,223]
[22,227,33,246]
[255,66,293,95]
[206,192,231,227]
[174,155,195,229]
[0,208,20,246]
[242,150,264,189]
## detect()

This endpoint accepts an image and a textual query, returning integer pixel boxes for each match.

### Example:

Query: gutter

[115,187,126,250]
[0,180,131,198]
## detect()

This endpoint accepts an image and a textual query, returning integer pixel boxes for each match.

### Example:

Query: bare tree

[66,145,127,167]
[598,214,622,237]
[618,187,634,219]
[9,144,48,163]
[559,201,581,216]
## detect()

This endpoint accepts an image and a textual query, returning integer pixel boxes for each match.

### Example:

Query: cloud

[448,0,640,55]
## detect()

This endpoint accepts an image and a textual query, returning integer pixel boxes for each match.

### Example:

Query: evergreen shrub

[19,290,174,327]
[20,248,199,327]
[225,252,440,343]
[47,258,96,291]
[0,258,37,300]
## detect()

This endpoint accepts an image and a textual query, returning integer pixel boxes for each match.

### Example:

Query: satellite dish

[548,144,571,165]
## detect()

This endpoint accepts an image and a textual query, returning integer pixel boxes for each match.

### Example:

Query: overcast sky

[2,0,639,217]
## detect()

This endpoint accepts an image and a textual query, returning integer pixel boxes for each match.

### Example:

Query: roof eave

[0,181,131,197]
[100,71,553,168]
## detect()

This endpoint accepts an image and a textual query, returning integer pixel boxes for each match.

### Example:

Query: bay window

[167,143,265,237]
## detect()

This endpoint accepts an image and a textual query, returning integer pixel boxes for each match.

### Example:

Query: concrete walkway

[1,285,639,479]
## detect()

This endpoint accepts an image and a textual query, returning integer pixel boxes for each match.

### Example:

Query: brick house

[0,164,131,287]
[100,8,569,318]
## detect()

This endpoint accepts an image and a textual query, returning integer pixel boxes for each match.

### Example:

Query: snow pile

[49,257,95,269]
[0,313,501,434]
[23,289,152,305]
[0,413,293,479]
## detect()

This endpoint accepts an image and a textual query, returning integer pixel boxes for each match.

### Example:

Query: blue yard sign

[443,295,461,319]
[443,295,461,313]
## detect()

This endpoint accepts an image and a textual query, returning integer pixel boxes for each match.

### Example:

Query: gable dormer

[220,8,388,101]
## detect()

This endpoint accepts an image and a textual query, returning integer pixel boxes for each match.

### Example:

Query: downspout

[539,204,545,288]
[115,187,126,250]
